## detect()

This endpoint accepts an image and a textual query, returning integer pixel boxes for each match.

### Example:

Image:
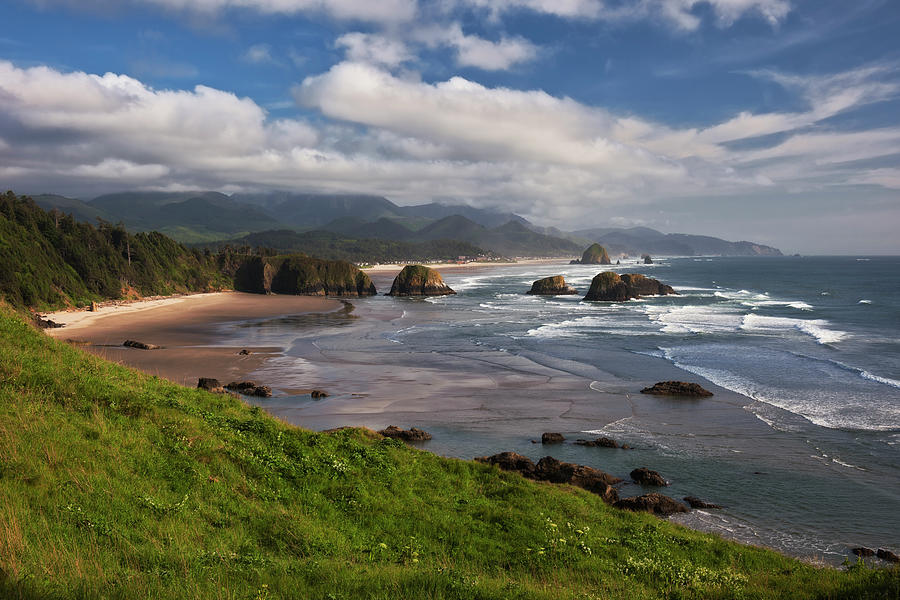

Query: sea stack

[387,265,456,296]
[583,272,676,302]
[642,254,653,264]
[579,243,612,265]
[527,275,577,295]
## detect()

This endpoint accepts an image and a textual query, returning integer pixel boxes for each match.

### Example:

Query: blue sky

[0,0,898,252]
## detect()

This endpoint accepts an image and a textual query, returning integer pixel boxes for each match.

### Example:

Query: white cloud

[0,58,897,233]
[42,0,418,24]
[415,23,538,70]
[457,0,791,30]
[335,33,414,68]
[242,43,275,64]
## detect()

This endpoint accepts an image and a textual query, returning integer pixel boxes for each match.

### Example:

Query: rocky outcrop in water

[852,547,875,557]
[310,390,329,399]
[641,381,713,397]
[387,265,456,296]
[224,381,272,397]
[631,467,668,487]
[683,496,722,509]
[576,437,629,449]
[234,255,376,297]
[582,272,676,302]
[475,452,621,504]
[614,493,688,516]
[378,425,432,441]
[527,276,577,295]
[642,254,653,264]
[541,432,565,444]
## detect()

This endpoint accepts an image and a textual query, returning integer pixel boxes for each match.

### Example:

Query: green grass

[0,304,896,599]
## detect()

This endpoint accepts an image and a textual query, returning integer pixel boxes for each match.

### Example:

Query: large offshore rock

[234,255,376,297]
[583,272,676,302]
[387,265,456,296]
[527,275,577,295]
[579,243,612,265]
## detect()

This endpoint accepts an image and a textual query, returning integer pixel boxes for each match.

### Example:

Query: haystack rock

[578,243,612,265]
[527,275,577,295]
[387,265,456,296]
[583,272,676,302]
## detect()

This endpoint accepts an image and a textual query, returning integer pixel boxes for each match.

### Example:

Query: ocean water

[231,256,900,564]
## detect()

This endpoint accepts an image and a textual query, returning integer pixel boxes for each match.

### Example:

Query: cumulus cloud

[1,58,897,229]
[335,33,414,68]
[36,0,418,24]
[414,23,538,70]
[458,0,791,30]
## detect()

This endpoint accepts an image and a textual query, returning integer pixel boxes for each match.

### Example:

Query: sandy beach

[43,292,342,388]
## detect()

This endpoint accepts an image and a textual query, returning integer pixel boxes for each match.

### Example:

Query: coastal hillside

[573,226,782,257]
[215,229,490,263]
[0,303,895,599]
[0,192,229,310]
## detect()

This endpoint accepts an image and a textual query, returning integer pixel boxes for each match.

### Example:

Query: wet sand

[43,292,342,387]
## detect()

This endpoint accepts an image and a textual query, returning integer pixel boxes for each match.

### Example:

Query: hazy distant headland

[32,191,782,262]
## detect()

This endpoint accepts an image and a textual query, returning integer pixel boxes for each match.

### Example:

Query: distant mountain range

[32,190,782,258]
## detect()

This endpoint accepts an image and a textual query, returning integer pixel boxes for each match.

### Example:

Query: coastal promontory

[583,272,676,302]
[387,265,456,296]
[526,275,577,295]
[234,255,376,297]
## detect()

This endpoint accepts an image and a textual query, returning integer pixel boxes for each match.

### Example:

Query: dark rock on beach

[123,340,160,350]
[614,493,688,516]
[631,467,668,487]
[225,381,272,397]
[852,547,875,557]
[197,378,225,393]
[583,272,676,302]
[310,389,329,399]
[378,425,432,441]
[34,315,63,329]
[238,349,252,355]
[541,432,565,444]
[640,381,713,397]
[475,453,621,504]
[684,496,722,509]
[877,548,900,563]
[476,451,537,474]
[387,265,456,297]
[527,275,577,295]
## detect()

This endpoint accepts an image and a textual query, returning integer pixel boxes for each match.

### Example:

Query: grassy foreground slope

[0,306,896,599]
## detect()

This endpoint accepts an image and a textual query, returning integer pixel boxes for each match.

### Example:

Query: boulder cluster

[583,272,676,302]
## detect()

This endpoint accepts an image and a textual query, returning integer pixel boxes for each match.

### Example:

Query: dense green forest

[209,229,491,263]
[0,192,229,310]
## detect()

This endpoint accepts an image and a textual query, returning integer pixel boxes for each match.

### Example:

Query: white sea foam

[660,346,900,432]
[645,304,744,335]
[860,370,900,389]
[740,314,847,345]
[858,299,872,304]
